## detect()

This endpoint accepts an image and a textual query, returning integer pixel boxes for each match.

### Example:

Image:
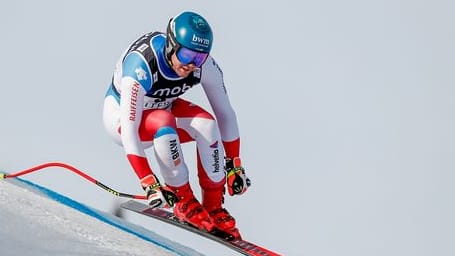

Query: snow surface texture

[0,178,204,256]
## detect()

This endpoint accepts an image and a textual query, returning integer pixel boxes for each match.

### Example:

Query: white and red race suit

[103,32,241,189]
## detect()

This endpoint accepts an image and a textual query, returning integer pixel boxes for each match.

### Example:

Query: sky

[1,1,455,256]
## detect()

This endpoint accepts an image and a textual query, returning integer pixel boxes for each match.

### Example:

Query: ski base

[121,200,281,256]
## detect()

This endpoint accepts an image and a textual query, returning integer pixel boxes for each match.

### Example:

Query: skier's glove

[225,157,251,196]
[143,175,178,209]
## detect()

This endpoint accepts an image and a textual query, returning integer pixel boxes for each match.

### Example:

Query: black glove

[143,175,178,208]
[225,157,251,196]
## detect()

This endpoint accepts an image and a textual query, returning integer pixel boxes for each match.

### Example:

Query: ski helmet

[165,11,213,62]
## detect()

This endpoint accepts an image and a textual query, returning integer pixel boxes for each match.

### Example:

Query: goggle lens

[176,47,209,67]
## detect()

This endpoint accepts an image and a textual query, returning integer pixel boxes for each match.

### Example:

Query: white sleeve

[119,76,147,157]
[200,56,240,141]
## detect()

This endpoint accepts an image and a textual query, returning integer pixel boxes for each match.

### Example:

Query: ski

[121,200,281,256]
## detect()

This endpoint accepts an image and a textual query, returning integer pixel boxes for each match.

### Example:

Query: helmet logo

[192,34,210,46]
[191,15,209,32]
[189,15,211,48]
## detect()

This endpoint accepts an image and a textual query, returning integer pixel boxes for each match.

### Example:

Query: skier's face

[171,53,197,78]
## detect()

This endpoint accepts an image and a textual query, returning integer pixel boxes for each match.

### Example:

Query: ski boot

[168,183,216,232]
[203,187,242,240]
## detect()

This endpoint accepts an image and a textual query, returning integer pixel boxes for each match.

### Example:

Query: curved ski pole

[1,162,146,200]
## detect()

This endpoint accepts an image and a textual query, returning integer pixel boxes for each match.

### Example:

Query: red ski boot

[203,187,242,239]
[168,183,215,232]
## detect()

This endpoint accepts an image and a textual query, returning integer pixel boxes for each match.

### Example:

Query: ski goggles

[175,47,209,67]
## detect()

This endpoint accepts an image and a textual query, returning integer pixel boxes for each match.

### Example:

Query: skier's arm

[200,56,240,159]
[119,52,155,186]
[200,56,251,195]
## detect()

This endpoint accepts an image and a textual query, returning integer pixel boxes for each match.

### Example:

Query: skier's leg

[172,98,241,238]
[137,108,215,230]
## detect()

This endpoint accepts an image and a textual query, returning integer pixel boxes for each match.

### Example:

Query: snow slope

[0,178,204,256]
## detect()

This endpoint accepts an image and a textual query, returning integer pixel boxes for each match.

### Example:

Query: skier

[102,11,250,238]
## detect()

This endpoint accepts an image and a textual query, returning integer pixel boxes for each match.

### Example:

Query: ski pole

[1,162,146,200]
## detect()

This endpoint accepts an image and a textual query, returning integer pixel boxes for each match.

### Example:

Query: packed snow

[0,178,204,256]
